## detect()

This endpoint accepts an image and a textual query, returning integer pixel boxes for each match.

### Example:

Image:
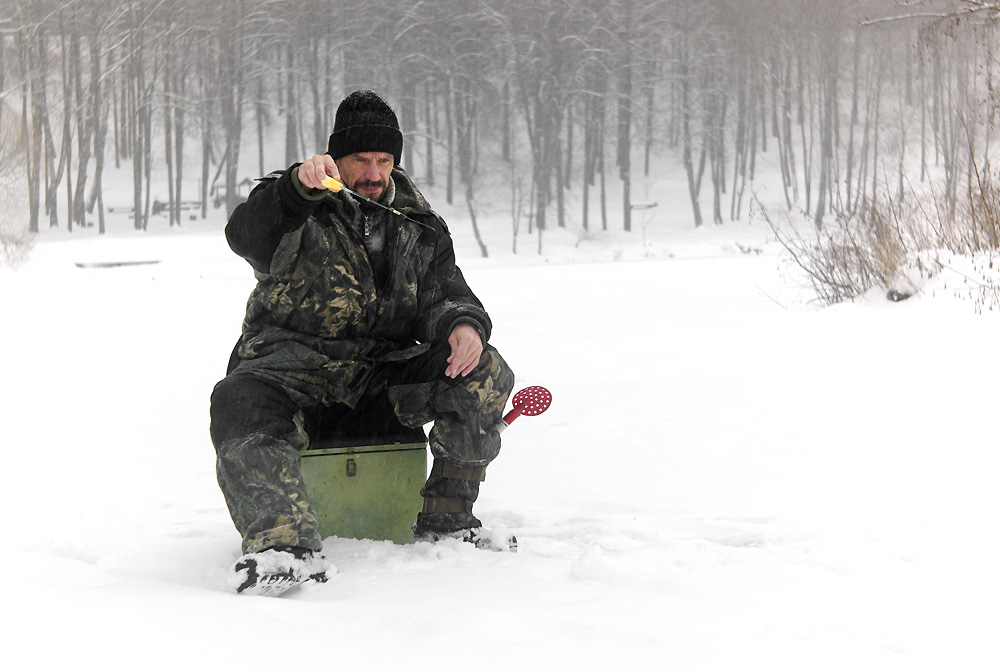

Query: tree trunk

[425,80,435,185]
[582,95,591,232]
[798,53,812,215]
[60,29,74,232]
[40,35,65,231]
[599,140,607,231]
[143,106,153,229]
[21,31,41,233]
[502,79,511,163]
[113,59,121,168]
[814,51,837,228]
[466,180,488,258]
[201,73,212,220]
[617,2,633,232]
[90,44,109,234]
[680,36,703,228]
[401,78,416,170]
[309,39,324,154]
[564,97,573,191]
[644,65,655,177]
[845,28,861,213]
[445,77,454,205]
[284,45,297,166]
[919,49,927,183]
[163,50,176,226]
[256,80,266,176]
[174,50,186,225]
[73,32,100,230]
[555,109,565,228]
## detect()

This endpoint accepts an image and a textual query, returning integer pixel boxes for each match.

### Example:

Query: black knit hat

[327,89,403,166]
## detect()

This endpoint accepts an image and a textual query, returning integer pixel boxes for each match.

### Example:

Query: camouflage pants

[210,342,514,554]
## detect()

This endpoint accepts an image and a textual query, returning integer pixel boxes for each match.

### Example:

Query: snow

[2,186,998,671]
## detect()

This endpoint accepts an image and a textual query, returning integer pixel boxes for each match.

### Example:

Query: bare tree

[5,0,998,257]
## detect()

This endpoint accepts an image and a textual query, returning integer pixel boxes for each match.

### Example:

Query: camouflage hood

[385,166,433,214]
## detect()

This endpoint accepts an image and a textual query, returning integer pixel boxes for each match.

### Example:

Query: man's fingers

[447,355,476,379]
[298,155,339,190]
[445,324,483,378]
[298,161,321,189]
[447,342,482,378]
[445,340,466,378]
[458,354,481,377]
[321,155,339,181]
[446,341,469,378]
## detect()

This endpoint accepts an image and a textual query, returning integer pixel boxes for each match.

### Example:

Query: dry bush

[0,224,33,268]
[758,195,930,304]
[933,166,1000,254]
[0,169,32,268]
[759,166,1000,305]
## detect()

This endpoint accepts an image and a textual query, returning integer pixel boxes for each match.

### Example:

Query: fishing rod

[321,176,413,221]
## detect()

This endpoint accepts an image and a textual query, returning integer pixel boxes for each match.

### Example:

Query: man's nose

[364,162,381,181]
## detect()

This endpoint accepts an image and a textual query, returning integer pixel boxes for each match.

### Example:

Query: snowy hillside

[2,183,999,671]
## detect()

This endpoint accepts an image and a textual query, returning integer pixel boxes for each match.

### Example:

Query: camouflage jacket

[225,165,491,409]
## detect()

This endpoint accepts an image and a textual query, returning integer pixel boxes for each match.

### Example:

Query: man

[210,89,515,596]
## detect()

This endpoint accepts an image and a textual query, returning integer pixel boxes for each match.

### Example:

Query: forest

[0,0,998,256]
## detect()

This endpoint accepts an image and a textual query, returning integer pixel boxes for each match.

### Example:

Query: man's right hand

[297,154,340,190]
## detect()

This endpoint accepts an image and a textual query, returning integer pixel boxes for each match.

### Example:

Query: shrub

[760,166,1000,306]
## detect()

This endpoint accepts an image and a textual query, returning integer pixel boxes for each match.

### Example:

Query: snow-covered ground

[2,180,998,670]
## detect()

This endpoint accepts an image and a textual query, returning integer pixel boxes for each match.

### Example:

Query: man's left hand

[445,323,483,378]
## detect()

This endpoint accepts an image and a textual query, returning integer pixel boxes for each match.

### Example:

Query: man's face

[334,151,394,201]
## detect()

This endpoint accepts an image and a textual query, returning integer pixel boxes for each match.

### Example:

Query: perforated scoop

[501,386,552,430]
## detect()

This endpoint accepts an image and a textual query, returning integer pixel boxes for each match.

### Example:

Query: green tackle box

[300,441,427,545]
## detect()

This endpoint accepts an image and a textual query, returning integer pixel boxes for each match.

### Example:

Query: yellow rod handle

[321,176,343,192]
